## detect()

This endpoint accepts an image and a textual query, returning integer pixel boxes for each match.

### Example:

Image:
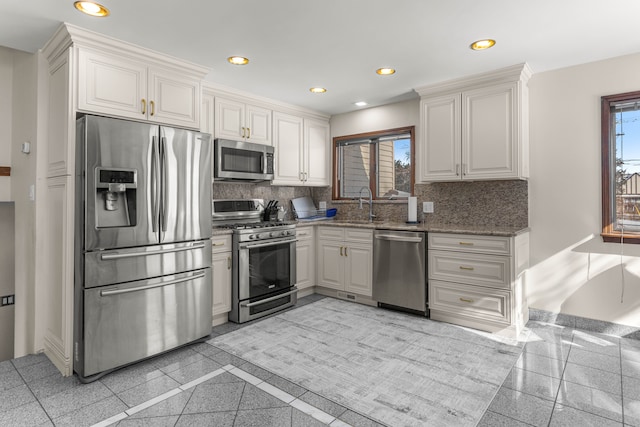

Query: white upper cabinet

[417,63,531,182]
[272,112,330,186]
[214,97,271,145]
[77,47,202,129]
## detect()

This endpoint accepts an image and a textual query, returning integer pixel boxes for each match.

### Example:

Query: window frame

[601,90,640,244]
[332,126,415,200]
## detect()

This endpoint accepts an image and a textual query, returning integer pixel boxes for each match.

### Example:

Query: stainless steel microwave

[214,139,274,182]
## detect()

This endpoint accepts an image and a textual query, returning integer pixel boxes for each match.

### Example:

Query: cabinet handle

[344,247,348,257]
[212,242,225,247]
[455,164,460,176]
[459,297,474,303]
[247,127,250,138]
[304,172,308,181]
[227,256,231,270]
[150,100,155,116]
[141,99,146,115]
[298,232,308,236]
[459,266,474,271]
[463,163,467,176]
[242,127,246,138]
[340,246,343,256]
[459,242,474,246]
[299,172,304,182]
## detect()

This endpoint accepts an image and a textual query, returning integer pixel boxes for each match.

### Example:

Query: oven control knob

[269,232,275,238]
[249,234,256,240]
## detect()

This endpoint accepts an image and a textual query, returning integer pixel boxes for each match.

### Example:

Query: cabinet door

[245,104,272,145]
[148,69,200,129]
[77,48,147,120]
[296,238,315,290]
[201,92,215,135]
[215,97,245,140]
[272,111,304,185]
[304,119,330,186]
[316,239,344,290]
[344,243,372,296]
[212,252,232,316]
[462,82,518,180]
[419,93,461,182]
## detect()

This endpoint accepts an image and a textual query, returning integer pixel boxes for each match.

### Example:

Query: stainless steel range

[212,199,297,323]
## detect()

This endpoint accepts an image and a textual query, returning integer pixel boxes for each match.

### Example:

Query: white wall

[0,47,13,200]
[330,98,419,138]
[528,52,640,327]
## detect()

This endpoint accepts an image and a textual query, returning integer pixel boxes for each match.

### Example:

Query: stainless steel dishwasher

[372,230,428,315]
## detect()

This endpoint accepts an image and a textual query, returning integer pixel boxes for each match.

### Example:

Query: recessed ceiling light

[354,101,368,107]
[376,68,396,76]
[309,87,327,93]
[227,56,249,65]
[74,1,110,17]
[470,39,496,50]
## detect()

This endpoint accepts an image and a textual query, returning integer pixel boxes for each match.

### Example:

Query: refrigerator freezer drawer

[84,240,212,288]
[79,268,212,378]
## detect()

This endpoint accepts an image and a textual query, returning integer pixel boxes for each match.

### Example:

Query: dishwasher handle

[374,234,423,243]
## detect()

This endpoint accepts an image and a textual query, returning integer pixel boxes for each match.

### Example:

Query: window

[602,91,640,243]
[333,126,415,200]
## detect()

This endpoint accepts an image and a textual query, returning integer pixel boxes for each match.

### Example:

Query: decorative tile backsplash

[213,179,528,228]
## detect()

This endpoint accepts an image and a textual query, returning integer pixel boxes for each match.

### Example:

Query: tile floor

[2,294,640,427]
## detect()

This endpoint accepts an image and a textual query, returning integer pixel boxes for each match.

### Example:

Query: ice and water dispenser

[95,168,137,228]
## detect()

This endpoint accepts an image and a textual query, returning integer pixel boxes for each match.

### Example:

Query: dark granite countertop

[297,219,528,237]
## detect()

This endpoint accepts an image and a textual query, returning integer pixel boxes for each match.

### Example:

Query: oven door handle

[240,287,299,308]
[239,239,298,250]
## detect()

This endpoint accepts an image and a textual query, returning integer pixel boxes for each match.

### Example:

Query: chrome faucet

[358,186,376,222]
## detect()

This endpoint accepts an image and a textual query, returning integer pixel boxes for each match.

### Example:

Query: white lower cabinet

[295,226,315,292]
[428,232,529,336]
[316,227,373,297]
[211,235,232,322]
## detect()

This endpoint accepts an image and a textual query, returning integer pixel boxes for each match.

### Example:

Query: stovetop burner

[217,221,296,230]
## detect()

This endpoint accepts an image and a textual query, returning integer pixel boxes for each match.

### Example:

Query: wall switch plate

[29,184,35,201]
[423,201,434,213]
[21,141,30,154]
[319,201,327,209]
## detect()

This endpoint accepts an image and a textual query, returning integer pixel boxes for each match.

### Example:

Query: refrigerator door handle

[151,136,160,233]
[100,270,206,296]
[161,136,168,233]
[100,241,207,260]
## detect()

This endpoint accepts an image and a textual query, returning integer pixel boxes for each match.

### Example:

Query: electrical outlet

[423,201,434,213]
[1,295,15,307]
[319,201,327,209]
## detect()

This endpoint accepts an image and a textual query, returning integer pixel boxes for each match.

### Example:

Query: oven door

[237,237,297,301]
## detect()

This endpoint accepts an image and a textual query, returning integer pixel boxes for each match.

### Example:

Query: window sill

[601,232,640,244]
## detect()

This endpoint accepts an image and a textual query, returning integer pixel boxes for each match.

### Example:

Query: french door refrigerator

[74,115,212,381]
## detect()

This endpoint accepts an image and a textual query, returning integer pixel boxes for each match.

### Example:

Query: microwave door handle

[262,153,266,174]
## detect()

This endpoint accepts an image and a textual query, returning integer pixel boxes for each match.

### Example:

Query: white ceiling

[1,0,640,115]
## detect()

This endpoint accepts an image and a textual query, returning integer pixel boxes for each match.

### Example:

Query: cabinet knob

[141,99,146,115]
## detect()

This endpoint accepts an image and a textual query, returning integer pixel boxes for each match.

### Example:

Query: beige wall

[0,47,13,200]
[0,46,41,357]
[528,52,640,327]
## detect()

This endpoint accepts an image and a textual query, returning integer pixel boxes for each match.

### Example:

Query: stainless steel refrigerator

[74,115,212,382]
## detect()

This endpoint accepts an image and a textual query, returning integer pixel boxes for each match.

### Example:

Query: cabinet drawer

[345,228,373,243]
[317,226,344,240]
[428,233,511,255]
[429,250,510,289]
[211,235,232,254]
[296,226,314,241]
[429,280,511,324]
